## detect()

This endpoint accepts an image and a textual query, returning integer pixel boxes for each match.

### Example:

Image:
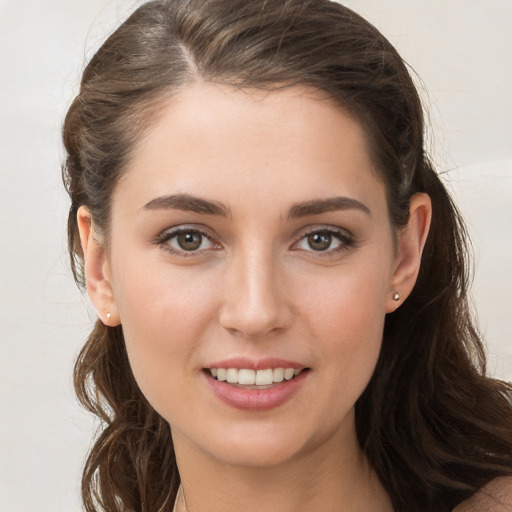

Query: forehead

[116,83,386,213]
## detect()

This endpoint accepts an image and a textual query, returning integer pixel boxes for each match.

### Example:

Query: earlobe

[386,193,432,312]
[77,206,121,326]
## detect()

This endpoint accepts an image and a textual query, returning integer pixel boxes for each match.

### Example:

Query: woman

[62,1,512,511]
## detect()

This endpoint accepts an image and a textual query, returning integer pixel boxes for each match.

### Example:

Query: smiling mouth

[206,367,306,388]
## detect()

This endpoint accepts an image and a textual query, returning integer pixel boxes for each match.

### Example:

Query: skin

[453,478,512,512]
[78,83,432,512]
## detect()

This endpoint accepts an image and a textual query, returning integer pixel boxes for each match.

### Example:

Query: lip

[203,364,309,412]
[205,357,306,371]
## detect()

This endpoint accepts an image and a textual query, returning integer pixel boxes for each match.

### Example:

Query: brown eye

[176,231,203,251]
[294,228,352,255]
[307,232,333,251]
[158,226,220,256]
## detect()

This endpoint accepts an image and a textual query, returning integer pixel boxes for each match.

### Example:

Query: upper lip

[205,357,307,371]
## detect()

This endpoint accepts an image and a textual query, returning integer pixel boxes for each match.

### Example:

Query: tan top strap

[172,485,187,512]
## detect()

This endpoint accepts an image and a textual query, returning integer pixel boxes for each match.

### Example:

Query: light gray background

[1,1,511,511]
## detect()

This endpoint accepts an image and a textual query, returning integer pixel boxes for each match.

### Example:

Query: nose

[218,246,292,339]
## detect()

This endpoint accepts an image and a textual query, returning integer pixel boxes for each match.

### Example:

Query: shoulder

[453,477,512,512]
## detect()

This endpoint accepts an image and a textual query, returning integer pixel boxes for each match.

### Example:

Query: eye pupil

[308,232,332,251]
[177,232,202,251]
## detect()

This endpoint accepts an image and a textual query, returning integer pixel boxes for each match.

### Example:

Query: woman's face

[84,83,424,469]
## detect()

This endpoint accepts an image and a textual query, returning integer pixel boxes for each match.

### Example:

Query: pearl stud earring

[106,312,111,319]
[392,292,400,302]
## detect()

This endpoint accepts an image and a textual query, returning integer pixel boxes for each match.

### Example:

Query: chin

[210,435,311,468]
[175,410,351,471]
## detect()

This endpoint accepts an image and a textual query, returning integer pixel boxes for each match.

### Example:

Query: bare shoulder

[453,477,512,512]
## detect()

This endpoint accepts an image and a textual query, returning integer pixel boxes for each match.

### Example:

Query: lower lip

[204,370,309,411]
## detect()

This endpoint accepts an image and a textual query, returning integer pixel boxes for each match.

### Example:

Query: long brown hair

[62,1,512,510]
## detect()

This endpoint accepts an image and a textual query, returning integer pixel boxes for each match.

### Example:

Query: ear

[77,206,121,326]
[386,193,432,312]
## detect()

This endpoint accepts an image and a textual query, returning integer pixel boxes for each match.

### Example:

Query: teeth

[238,369,255,385]
[209,367,303,385]
[226,368,238,383]
[284,368,295,380]
[273,367,284,383]
[255,369,273,386]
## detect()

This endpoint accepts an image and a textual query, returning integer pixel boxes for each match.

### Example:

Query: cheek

[111,259,220,411]
[297,260,391,395]
[300,257,391,340]
[311,286,386,377]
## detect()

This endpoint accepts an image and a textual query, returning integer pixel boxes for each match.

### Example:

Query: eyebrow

[142,193,371,219]
[143,194,232,217]
[287,196,371,219]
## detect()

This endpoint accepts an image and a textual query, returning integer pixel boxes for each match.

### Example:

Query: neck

[172,418,393,512]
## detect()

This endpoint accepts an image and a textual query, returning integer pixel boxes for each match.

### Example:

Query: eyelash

[154,227,219,257]
[154,226,356,257]
[291,227,356,257]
